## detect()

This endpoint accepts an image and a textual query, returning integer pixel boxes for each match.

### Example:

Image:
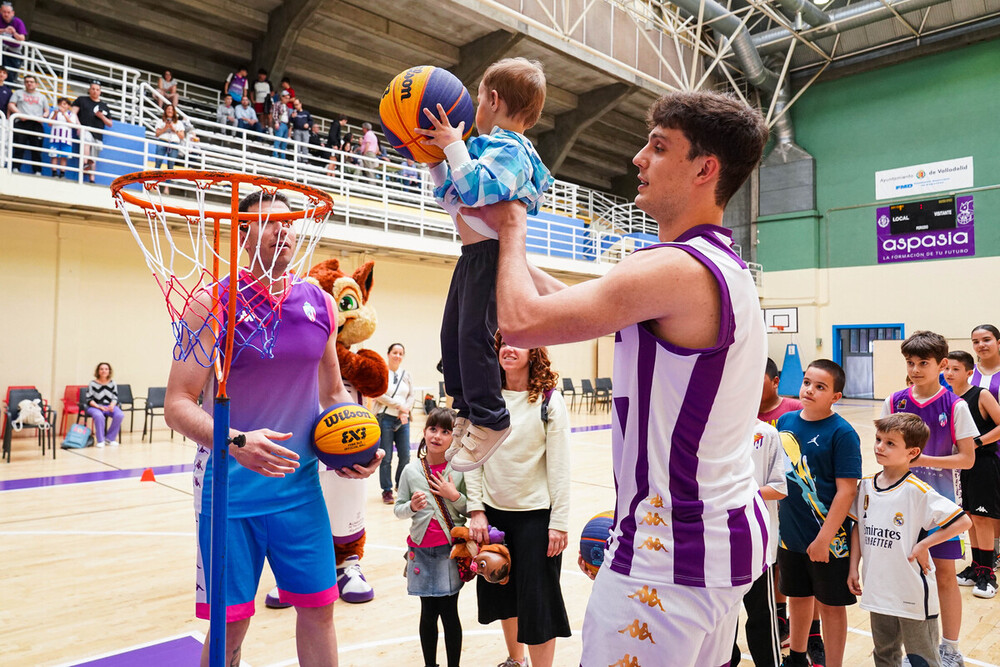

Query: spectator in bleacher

[346,140,362,178]
[224,66,248,104]
[399,158,419,190]
[0,65,12,117]
[0,1,27,84]
[72,81,113,183]
[290,97,312,161]
[234,95,263,134]
[252,68,272,118]
[360,121,379,176]
[327,114,347,153]
[215,93,237,135]
[157,69,179,109]
[48,96,78,178]
[278,76,295,107]
[271,89,291,159]
[9,74,51,175]
[153,103,184,170]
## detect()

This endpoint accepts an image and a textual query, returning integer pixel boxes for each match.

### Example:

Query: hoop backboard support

[111,170,333,667]
[764,307,799,334]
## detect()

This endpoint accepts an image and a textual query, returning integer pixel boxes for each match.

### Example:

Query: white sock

[942,637,959,648]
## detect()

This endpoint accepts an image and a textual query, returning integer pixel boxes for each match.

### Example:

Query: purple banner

[877,195,975,263]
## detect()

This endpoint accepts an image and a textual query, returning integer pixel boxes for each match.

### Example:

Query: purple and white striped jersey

[972,366,1000,402]
[605,225,770,588]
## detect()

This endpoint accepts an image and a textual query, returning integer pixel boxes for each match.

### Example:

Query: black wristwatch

[974,436,984,447]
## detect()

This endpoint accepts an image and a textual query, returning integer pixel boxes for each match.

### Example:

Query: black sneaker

[807,633,826,667]
[957,563,978,586]
[781,651,810,667]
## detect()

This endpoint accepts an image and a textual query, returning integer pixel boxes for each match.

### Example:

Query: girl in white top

[153,104,184,171]
[465,332,570,667]
[375,343,416,502]
[157,69,179,108]
[971,324,1000,401]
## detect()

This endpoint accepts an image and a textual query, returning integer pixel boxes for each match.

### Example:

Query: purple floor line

[0,463,194,491]
[3,423,613,491]
[72,635,202,666]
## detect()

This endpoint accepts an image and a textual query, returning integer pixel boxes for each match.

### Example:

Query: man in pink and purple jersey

[467,91,770,667]
[165,191,382,667]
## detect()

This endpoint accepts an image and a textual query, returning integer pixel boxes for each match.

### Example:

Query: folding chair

[579,379,596,413]
[594,377,613,412]
[59,384,88,435]
[561,378,577,411]
[3,387,57,461]
[142,386,173,442]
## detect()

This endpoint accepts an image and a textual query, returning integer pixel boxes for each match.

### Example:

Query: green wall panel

[758,38,1000,270]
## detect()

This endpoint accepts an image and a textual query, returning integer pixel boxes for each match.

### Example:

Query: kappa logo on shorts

[637,537,667,552]
[640,512,666,526]
[648,494,664,508]
[618,619,656,643]
[627,586,665,611]
[611,655,641,667]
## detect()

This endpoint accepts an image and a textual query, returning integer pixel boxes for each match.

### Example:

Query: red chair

[60,384,88,435]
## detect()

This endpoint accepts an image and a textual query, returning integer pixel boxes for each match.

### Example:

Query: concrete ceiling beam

[537,83,634,173]
[253,0,325,80]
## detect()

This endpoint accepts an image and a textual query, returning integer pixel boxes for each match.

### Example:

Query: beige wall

[0,210,599,408]
[761,258,999,400]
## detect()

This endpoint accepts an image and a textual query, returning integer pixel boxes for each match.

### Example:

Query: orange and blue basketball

[580,510,615,576]
[312,403,381,468]
[379,66,475,164]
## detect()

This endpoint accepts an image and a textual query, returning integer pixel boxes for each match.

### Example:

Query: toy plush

[450,526,511,585]
[266,258,388,607]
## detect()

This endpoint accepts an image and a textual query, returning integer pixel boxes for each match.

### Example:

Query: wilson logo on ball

[312,403,380,468]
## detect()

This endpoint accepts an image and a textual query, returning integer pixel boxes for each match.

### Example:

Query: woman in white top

[157,69,179,108]
[971,324,1000,401]
[153,104,184,170]
[465,332,571,667]
[376,343,416,504]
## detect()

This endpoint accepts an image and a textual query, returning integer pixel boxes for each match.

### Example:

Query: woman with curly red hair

[464,332,571,667]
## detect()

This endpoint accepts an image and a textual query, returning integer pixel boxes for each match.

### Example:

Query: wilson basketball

[312,403,381,468]
[379,65,475,163]
[580,510,615,576]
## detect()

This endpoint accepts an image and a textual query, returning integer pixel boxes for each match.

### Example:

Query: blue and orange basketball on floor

[580,510,615,576]
[312,403,381,468]
[379,66,475,163]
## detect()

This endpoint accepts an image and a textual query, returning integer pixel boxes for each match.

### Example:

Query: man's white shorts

[580,565,750,667]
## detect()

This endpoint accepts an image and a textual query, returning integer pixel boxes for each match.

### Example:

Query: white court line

[262,628,583,667]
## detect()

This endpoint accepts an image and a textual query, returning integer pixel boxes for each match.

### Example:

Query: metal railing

[1,112,664,266]
[2,36,143,123]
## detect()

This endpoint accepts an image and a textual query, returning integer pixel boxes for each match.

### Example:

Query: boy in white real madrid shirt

[847,414,971,667]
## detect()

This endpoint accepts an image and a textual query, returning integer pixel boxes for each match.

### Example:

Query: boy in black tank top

[945,351,1000,598]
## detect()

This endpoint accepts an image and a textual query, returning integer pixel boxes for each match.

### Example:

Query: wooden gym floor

[3,399,1000,666]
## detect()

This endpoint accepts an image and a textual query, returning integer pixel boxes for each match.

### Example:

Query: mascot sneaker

[337,555,374,603]
[444,417,469,462]
[264,586,292,609]
[450,424,511,472]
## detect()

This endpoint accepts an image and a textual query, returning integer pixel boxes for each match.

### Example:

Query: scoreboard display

[888,197,956,235]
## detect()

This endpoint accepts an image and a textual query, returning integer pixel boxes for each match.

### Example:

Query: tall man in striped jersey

[465,91,770,667]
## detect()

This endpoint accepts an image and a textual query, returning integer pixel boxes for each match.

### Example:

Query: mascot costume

[266,258,388,607]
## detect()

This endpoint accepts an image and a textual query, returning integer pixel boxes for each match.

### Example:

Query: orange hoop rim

[110,169,334,223]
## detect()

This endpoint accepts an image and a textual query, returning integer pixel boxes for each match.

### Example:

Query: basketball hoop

[111,170,333,667]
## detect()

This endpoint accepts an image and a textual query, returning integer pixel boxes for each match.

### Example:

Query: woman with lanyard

[376,343,416,504]
[971,324,1000,400]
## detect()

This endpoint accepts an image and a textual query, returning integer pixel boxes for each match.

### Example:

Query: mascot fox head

[306,258,377,346]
